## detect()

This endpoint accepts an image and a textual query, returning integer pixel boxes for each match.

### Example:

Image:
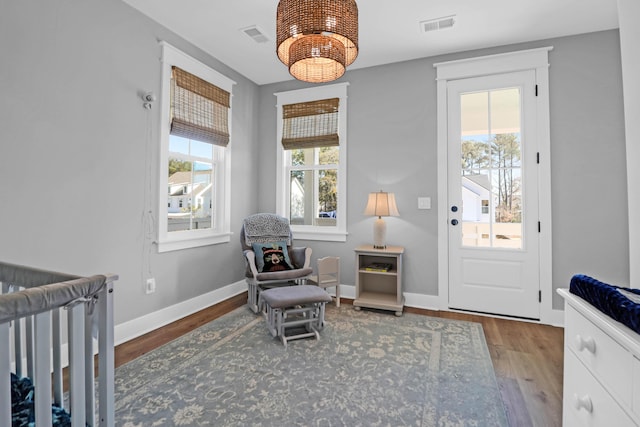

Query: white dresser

[558,289,640,426]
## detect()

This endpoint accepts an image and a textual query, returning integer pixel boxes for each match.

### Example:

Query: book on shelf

[364,262,393,272]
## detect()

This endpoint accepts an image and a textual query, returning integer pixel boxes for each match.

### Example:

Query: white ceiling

[122,0,619,86]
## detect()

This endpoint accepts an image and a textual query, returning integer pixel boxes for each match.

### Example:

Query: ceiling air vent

[241,26,269,44]
[420,15,456,33]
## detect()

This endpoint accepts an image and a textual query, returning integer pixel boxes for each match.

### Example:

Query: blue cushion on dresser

[570,274,640,335]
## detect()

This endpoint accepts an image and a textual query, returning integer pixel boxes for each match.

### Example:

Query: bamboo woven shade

[282,98,340,150]
[171,66,230,147]
[276,0,358,83]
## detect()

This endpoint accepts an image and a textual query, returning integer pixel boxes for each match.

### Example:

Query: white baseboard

[404,292,443,311]
[546,308,565,327]
[114,280,246,346]
[114,281,564,348]
[337,284,354,299]
[337,285,443,311]
[341,285,563,326]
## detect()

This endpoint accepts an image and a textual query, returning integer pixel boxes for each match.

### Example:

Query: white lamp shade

[364,191,399,249]
[364,191,399,217]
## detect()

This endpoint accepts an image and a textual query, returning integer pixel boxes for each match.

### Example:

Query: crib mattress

[569,274,640,335]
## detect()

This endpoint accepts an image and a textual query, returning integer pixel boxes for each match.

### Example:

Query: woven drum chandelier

[276,0,358,83]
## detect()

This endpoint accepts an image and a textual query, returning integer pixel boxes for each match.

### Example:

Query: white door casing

[435,47,554,323]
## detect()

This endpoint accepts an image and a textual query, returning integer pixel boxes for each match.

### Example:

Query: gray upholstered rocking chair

[241,213,313,313]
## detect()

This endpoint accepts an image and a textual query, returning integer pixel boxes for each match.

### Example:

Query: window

[482,199,489,214]
[158,42,235,252]
[275,83,348,241]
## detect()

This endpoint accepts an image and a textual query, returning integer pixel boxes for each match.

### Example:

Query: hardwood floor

[405,306,564,426]
[115,294,564,426]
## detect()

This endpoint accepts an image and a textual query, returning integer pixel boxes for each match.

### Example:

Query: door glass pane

[491,168,522,249]
[461,170,491,247]
[461,92,489,136]
[460,88,523,249]
[490,88,521,137]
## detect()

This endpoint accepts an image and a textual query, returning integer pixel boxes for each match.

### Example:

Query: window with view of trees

[275,84,348,242]
[460,87,523,249]
[462,132,522,223]
[289,146,339,226]
[157,42,234,252]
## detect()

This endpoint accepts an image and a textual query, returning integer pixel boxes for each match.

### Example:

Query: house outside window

[167,142,215,232]
[157,42,235,252]
[275,83,348,242]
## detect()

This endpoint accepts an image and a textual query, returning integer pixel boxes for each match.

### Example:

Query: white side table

[353,245,404,316]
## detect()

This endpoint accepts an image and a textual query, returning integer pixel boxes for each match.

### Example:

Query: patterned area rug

[115,305,508,426]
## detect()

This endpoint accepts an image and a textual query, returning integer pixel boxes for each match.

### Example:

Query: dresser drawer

[565,304,634,406]
[563,351,636,426]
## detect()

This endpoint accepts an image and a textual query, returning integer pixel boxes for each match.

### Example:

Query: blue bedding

[569,274,640,335]
[11,373,71,427]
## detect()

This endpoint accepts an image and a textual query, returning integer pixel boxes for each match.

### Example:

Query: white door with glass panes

[447,70,540,319]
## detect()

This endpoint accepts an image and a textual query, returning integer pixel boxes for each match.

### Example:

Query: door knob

[451,206,458,212]
[451,219,459,226]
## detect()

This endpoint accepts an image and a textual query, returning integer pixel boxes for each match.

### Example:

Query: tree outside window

[461,132,522,224]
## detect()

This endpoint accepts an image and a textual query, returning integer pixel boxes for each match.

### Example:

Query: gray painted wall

[0,0,629,327]
[618,0,640,288]
[546,31,629,305]
[0,0,259,324]
[258,29,629,311]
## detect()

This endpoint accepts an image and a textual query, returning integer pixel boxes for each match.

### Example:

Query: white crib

[0,262,117,427]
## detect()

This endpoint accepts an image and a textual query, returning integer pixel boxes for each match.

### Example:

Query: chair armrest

[243,250,259,278]
[290,247,312,269]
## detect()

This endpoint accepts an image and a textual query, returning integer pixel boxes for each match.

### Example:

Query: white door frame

[434,47,556,324]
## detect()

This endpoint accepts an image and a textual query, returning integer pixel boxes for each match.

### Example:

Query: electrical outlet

[145,278,156,294]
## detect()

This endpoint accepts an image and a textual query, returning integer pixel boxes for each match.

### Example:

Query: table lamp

[364,191,399,249]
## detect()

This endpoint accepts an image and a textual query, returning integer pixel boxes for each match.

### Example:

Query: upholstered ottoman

[258,285,332,347]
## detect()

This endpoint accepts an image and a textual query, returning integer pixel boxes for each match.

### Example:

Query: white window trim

[434,47,555,323]
[275,83,349,242]
[157,41,235,252]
